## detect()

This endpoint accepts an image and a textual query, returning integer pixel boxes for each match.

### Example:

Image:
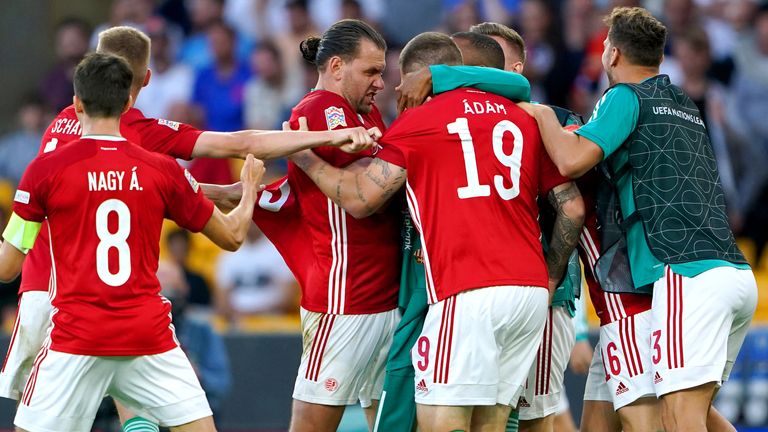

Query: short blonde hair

[470,22,526,64]
[96,26,151,90]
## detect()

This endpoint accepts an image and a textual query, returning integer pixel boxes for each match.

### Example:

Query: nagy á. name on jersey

[88,167,143,191]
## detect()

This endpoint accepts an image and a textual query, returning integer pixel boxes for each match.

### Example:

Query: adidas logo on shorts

[518,397,530,408]
[416,379,428,393]
[654,372,663,384]
[616,381,629,396]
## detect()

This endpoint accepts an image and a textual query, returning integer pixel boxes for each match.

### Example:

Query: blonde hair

[470,22,526,64]
[96,26,151,90]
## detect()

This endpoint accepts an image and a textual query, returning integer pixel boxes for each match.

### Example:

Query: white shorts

[599,310,655,409]
[15,346,211,432]
[583,341,612,403]
[650,266,757,397]
[293,307,399,407]
[0,291,52,400]
[413,286,549,407]
[518,306,576,420]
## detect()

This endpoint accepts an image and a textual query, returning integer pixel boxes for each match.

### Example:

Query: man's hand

[339,127,383,153]
[396,67,433,114]
[516,101,547,117]
[240,154,266,201]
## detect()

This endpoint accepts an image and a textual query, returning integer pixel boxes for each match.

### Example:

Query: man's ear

[610,46,620,68]
[73,95,84,114]
[328,56,344,80]
[122,95,133,115]
[143,69,151,87]
[512,61,524,74]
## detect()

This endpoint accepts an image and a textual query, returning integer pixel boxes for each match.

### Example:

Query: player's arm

[190,117,377,160]
[397,65,531,113]
[291,149,406,219]
[520,103,603,178]
[0,214,42,282]
[519,87,639,178]
[200,155,265,251]
[200,182,243,212]
[545,182,585,291]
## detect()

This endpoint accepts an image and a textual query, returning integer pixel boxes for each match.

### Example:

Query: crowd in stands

[1,0,768,328]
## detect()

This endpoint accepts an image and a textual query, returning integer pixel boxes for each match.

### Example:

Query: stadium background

[0,0,767,430]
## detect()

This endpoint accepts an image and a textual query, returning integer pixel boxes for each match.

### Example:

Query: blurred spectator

[134,17,195,119]
[270,0,320,74]
[90,0,164,48]
[192,21,250,132]
[0,95,46,185]
[673,28,741,225]
[0,206,19,333]
[215,224,298,323]
[167,101,234,184]
[730,3,768,265]
[224,0,263,42]
[244,40,304,131]
[39,18,91,112]
[517,0,562,104]
[158,261,231,415]
[444,1,481,35]
[177,0,252,69]
[309,0,385,30]
[166,229,215,315]
[381,0,442,47]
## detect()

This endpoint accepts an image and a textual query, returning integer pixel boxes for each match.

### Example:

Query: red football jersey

[575,171,652,325]
[377,89,569,303]
[20,105,202,295]
[13,136,214,356]
[252,90,400,315]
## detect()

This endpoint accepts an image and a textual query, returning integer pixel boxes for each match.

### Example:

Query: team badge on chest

[324,106,347,130]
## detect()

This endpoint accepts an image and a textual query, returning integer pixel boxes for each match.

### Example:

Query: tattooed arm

[291,150,407,219]
[545,182,585,291]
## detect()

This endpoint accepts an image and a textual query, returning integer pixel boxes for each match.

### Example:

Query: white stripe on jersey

[47,223,57,302]
[326,199,348,314]
[405,182,438,304]
[327,199,338,314]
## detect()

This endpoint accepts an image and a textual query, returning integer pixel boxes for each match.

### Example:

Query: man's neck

[614,66,660,85]
[80,116,122,138]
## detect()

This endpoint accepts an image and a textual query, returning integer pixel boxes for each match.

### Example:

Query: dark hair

[470,22,526,64]
[73,52,133,118]
[605,7,667,67]
[677,27,710,55]
[399,32,463,74]
[451,31,505,69]
[300,19,386,68]
[97,26,151,89]
[56,17,92,38]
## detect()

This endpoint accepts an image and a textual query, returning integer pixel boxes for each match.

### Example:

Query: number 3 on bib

[448,117,523,200]
[95,199,131,286]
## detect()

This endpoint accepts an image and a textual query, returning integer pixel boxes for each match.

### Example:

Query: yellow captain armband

[2,213,41,254]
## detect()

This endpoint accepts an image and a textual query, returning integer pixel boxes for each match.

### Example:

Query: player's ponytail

[300,37,321,64]
[300,19,386,69]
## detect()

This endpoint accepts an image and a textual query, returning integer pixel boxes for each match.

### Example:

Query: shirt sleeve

[165,161,215,232]
[376,110,429,168]
[430,65,531,102]
[129,116,202,161]
[12,159,47,223]
[5,160,47,253]
[539,150,570,196]
[574,85,639,160]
